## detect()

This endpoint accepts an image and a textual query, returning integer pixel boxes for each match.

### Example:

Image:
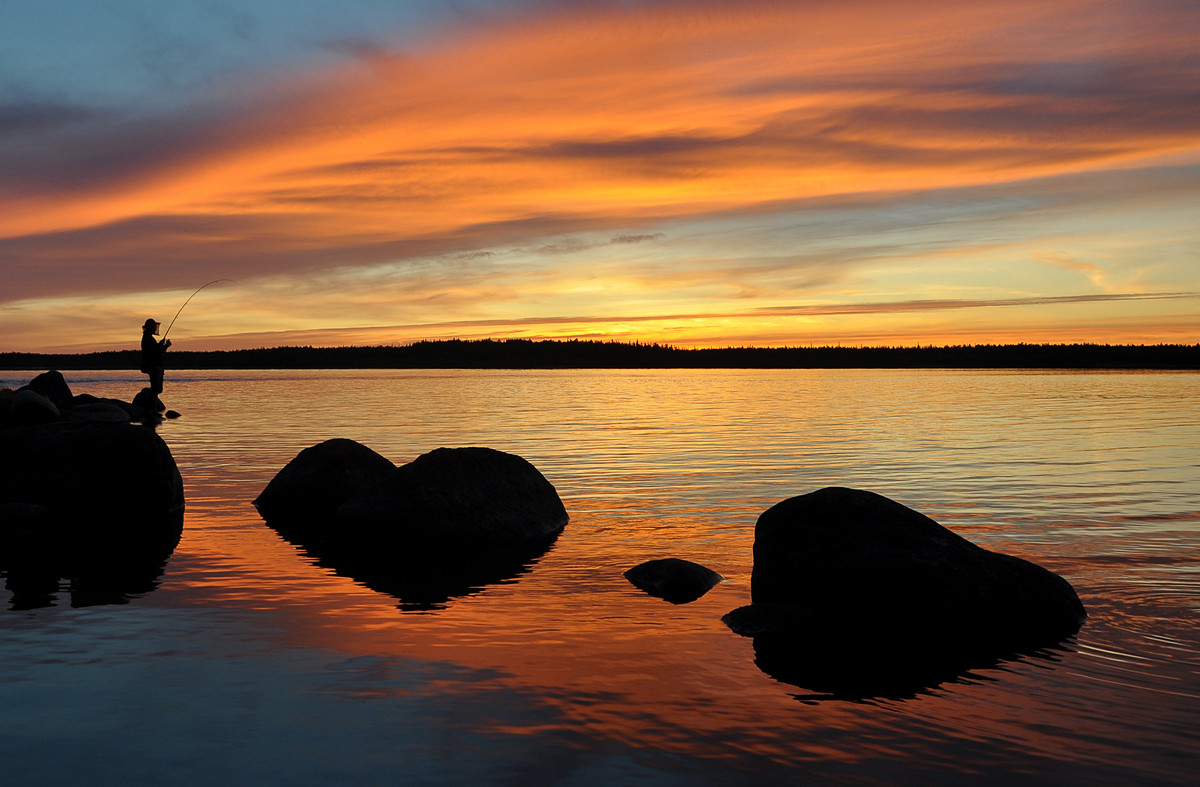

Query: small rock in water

[624,557,723,604]
[132,387,166,414]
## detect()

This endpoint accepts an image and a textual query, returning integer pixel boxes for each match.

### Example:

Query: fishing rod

[163,279,235,339]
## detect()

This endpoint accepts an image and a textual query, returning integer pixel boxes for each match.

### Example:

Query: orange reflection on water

[115,367,1200,779]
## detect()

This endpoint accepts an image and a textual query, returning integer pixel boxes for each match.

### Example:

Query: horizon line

[4,339,1199,357]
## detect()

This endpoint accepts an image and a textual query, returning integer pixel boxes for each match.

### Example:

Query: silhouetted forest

[2,340,1198,371]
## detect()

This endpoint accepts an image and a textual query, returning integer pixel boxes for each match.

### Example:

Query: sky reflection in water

[1,369,1197,784]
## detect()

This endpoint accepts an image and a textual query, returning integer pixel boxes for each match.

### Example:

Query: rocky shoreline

[1,372,185,608]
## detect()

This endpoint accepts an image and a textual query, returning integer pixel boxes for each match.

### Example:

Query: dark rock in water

[1,373,155,429]
[132,387,165,415]
[335,447,569,546]
[257,442,569,610]
[24,370,73,411]
[0,502,59,565]
[723,487,1086,699]
[0,421,184,544]
[0,421,184,610]
[624,558,723,604]
[253,438,399,527]
[165,410,182,419]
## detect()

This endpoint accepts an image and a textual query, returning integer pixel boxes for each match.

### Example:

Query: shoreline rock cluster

[1,371,185,608]
[1,370,176,428]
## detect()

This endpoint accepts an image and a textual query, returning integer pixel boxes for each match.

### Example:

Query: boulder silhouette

[333,447,569,546]
[624,558,723,603]
[0,420,184,609]
[0,420,184,539]
[723,487,1086,698]
[131,387,166,415]
[2,372,157,428]
[256,442,568,610]
[24,370,74,411]
[254,438,399,527]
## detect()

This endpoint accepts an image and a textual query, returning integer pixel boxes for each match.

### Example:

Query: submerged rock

[723,487,1086,698]
[624,558,723,604]
[256,441,568,610]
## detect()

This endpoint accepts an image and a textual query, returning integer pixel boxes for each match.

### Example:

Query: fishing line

[163,279,235,339]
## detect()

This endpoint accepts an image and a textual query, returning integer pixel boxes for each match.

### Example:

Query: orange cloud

[2,0,1198,349]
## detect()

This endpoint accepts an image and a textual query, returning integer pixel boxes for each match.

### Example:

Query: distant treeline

[2,339,1198,371]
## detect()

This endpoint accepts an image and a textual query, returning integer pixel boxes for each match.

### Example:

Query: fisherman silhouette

[139,318,171,411]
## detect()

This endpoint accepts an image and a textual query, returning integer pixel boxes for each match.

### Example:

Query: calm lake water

[2,368,1198,785]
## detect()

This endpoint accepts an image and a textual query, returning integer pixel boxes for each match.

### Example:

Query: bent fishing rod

[163,279,235,339]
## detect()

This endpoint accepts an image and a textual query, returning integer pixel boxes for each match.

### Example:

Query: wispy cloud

[755,291,1198,316]
[1,0,1198,350]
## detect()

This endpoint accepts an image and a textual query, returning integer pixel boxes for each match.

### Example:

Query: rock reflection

[271,526,560,612]
[1,511,182,610]
[745,627,1075,702]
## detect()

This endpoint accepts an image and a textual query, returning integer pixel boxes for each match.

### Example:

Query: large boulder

[0,421,184,545]
[723,487,1086,698]
[253,438,399,528]
[0,420,184,609]
[624,558,723,604]
[256,442,568,610]
[335,447,569,546]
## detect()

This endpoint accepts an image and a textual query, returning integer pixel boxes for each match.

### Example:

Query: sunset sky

[2,0,1197,352]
